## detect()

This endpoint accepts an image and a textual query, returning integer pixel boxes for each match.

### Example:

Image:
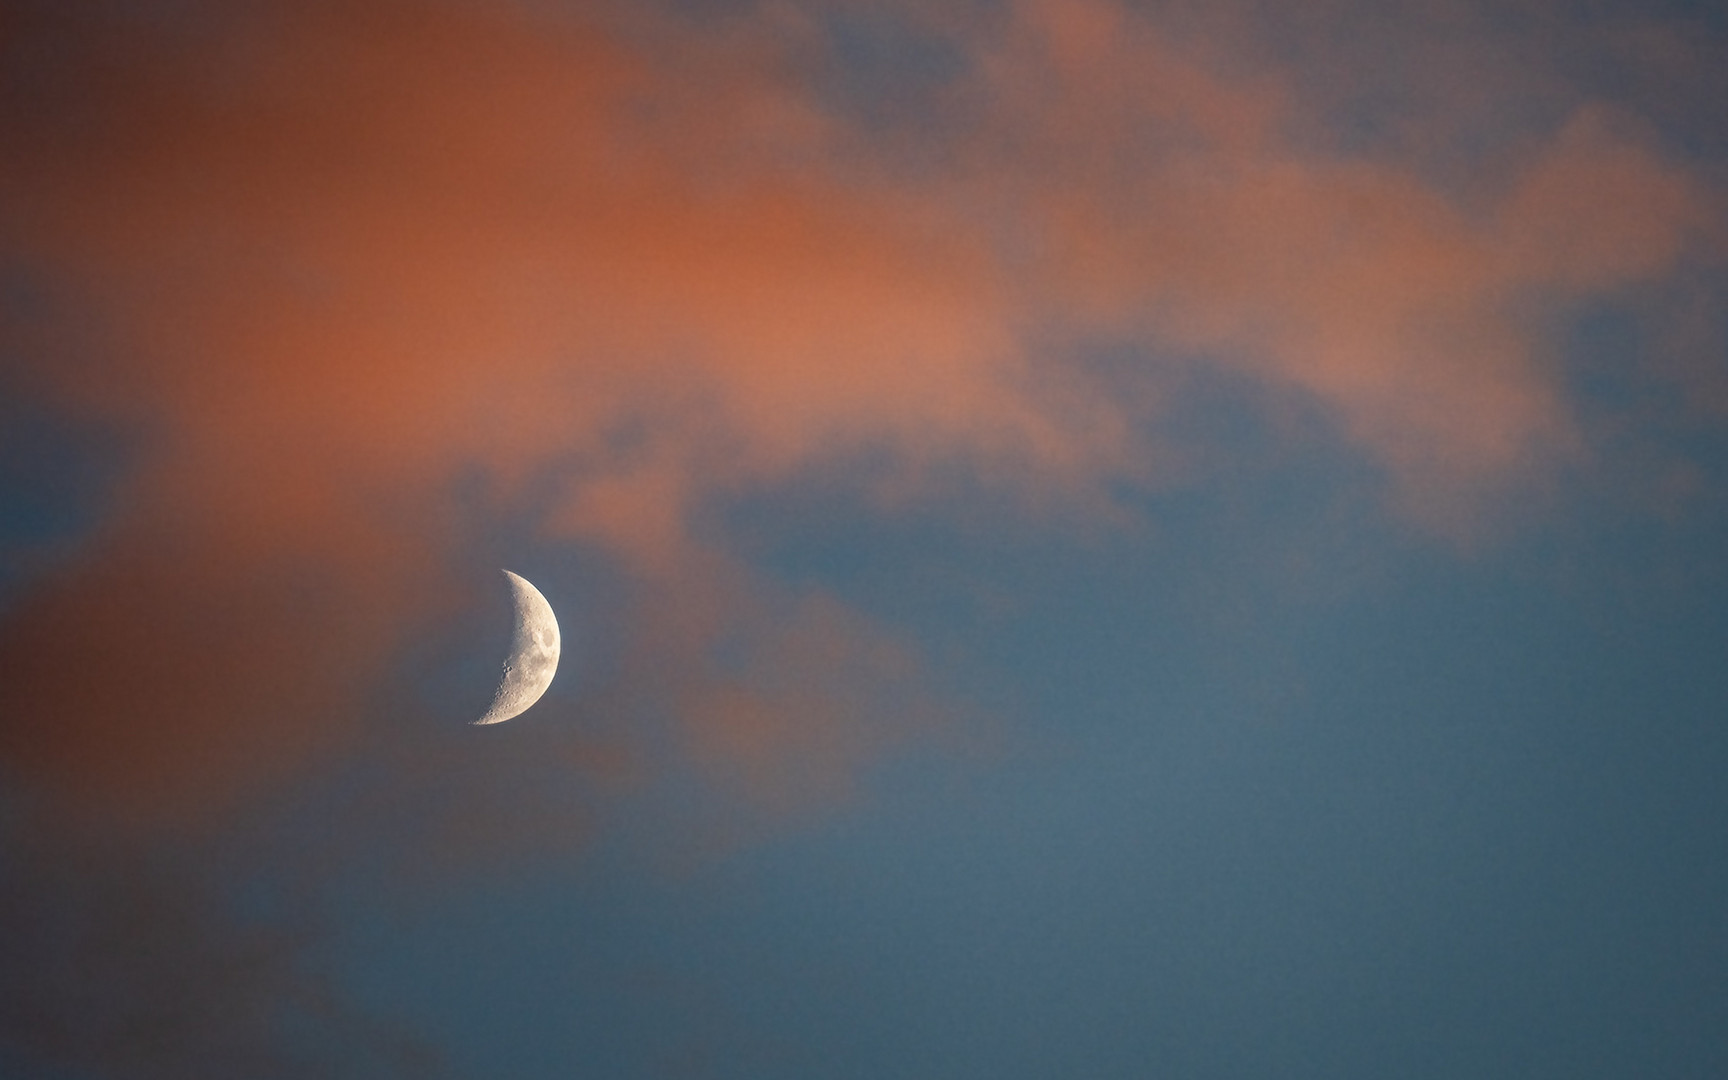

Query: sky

[1,0,1726,1076]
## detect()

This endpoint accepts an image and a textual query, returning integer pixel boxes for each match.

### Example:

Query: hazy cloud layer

[0,0,1717,838]
[1,1,1723,1074]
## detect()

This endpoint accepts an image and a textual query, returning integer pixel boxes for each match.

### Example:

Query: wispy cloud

[0,0,1719,826]
[2,2,1722,1073]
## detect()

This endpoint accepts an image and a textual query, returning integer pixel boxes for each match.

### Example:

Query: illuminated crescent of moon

[473,570,560,725]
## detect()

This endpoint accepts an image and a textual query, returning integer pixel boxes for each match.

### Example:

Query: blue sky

[3,1,1727,1077]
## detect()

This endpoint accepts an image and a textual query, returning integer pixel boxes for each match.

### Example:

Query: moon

[473,570,561,725]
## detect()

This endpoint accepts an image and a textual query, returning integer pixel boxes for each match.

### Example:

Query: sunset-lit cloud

[3,3,1726,1076]
[949,0,1714,523]
[0,0,1719,825]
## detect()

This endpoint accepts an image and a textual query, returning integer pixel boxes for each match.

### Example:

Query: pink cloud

[0,0,1718,824]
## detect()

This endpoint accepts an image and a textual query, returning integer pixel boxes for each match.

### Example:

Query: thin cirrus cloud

[0,0,1720,828]
[950,0,1715,521]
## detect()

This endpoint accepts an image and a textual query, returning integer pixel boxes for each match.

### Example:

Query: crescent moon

[473,570,561,725]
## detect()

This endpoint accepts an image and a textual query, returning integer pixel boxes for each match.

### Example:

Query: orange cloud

[5,7,1720,1075]
[0,0,1060,824]
[954,0,1715,525]
[0,0,1719,825]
